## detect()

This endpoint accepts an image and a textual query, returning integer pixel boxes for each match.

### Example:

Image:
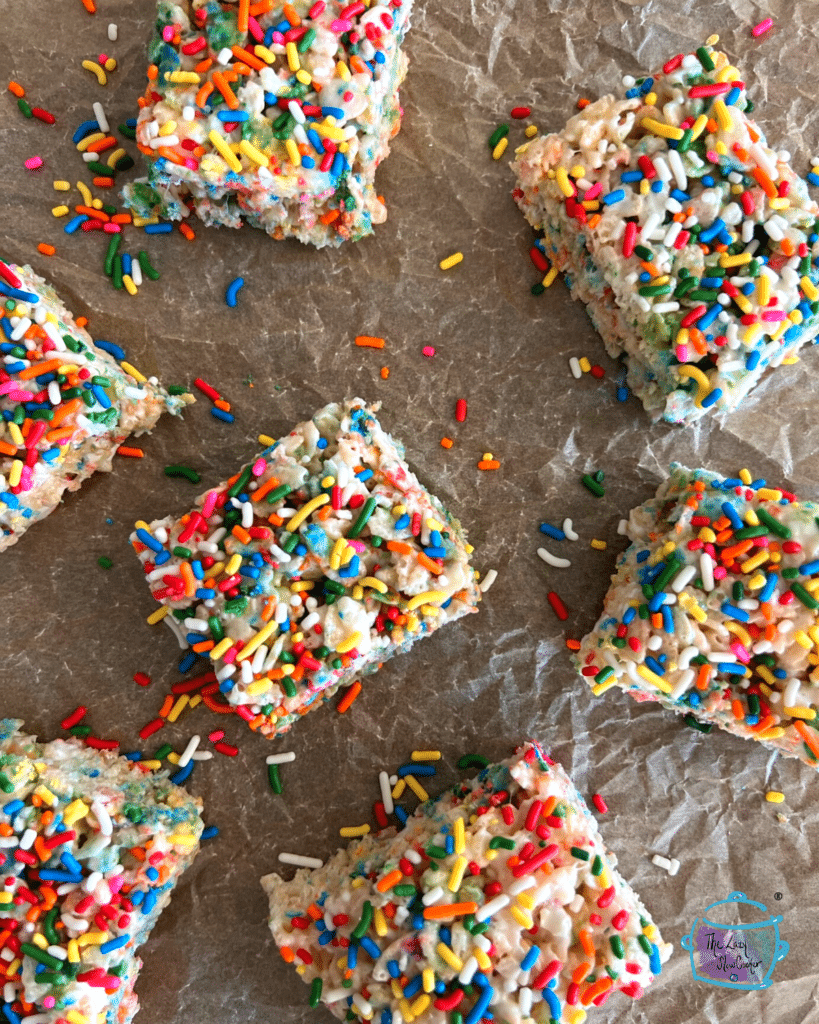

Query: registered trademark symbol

[775,892,782,900]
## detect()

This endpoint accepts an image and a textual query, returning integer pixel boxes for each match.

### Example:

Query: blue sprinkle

[355,468,373,482]
[142,888,157,914]
[170,761,194,785]
[178,651,197,673]
[394,513,411,530]
[360,936,381,959]
[621,170,642,182]
[397,763,436,777]
[195,587,213,599]
[91,385,111,409]
[2,1003,22,1024]
[381,1010,393,1024]
[94,339,126,360]
[64,214,88,234]
[543,988,562,1020]
[154,549,171,566]
[687,692,701,707]
[717,663,747,675]
[135,527,163,552]
[322,106,345,118]
[121,253,132,276]
[617,385,629,401]
[636,549,650,563]
[521,946,539,971]
[645,656,666,676]
[211,407,235,423]
[539,523,565,541]
[201,825,219,840]
[374,51,386,64]
[808,172,819,188]
[0,493,20,509]
[38,870,83,883]
[702,175,715,187]
[801,559,819,575]
[650,179,664,193]
[225,277,244,307]
[602,189,626,205]
[394,805,408,825]
[465,984,494,1024]
[661,604,674,633]
[423,545,447,558]
[760,573,778,602]
[72,119,100,144]
[403,975,423,998]
[773,667,788,679]
[648,591,666,614]
[649,943,662,975]
[720,601,750,622]
[701,386,723,408]
[670,188,690,202]
[721,501,743,529]
[144,223,174,234]
[699,218,726,244]
[725,86,741,106]
[746,350,761,371]
[218,109,249,121]
[387,960,401,979]
[697,304,722,331]
[301,156,315,169]
[124,751,142,761]
[3,800,23,816]
[100,934,130,954]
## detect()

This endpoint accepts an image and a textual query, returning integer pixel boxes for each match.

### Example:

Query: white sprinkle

[90,800,112,837]
[278,853,323,869]
[677,646,700,670]
[403,848,422,864]
[379,770,394,814]
[668,858,681,876]
[458,955,479,984]
[184,618,210,633]
[562,518,579,541]
[537,547,571,569]
[700,552,715,592]
[108,22,118,40]
[668,148,687,190]
[323,988,349,1004]
[288,99,306,124]
[130,260,143,287]
[651,854,671,871]
[671,564,697,593]
[508,876,535,896]
[178,735,201,768]
[617,518,629,535]
[475,894,510,922]
[669,668,695,701]
[653,301,680,314]
[352,994,373,1016]
[217,47,233,64]
[422,885,444,906]
[191,751,213,761]
[92,101,109,134]
[266,751,296,765]
[569,356,582,379]
[479,568,498,593]
[19,829,36,851]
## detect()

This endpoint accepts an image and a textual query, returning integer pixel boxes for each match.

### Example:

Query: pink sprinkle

[713,565,728,580]
[752,17,773,37]
[102,223,122,234]
[331,18,353,32]
[202,490,219,517]
[43,998,56,1010]
[252,458,267,477]
[422,345,435,357]
[24,155,43,171]
[761,310,786,322]
[706,150,720,164]
[583,182,602,201]
[675,344,689,363]
[162,25,174,42]
[208,730,225,742]
[183,157,199,171]
[248,15,264,42]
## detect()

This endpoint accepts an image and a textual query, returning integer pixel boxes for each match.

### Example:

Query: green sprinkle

[581,473,605,498]
[734,525,768,539]
[0,772,13,794]
[282,676,298,698]
[653,555,682,590]
[677,127,693,152]
[570,846,589,860]
[637,934,653,956]
[154,743,173,760]
[638,284,672,297]
[165,465,201,484]
[21,944,63,970]
[457,754,489,770]
[112,253,123,290]
[348,496,377,538]
[683,713,712,733]
[281,531,299,554]
[756,507,791,539]
[173,545,192,559]
[87,160,113,176]
[687,289,719,302]
[43,907,60,945]
[118,122,137,139]
[488,124,509,148]
[591,854,603,875]
[531,282,546,295]
[392,884,417,898]
[114,154,135,172]
[489,836,516,850]
[633,244,653,261]
[782,567,799,580]
[426,844,448,859]
[791,582,819,610]
[18,98,33,118]
[227,465,253,498]
[732,580,744,601]
[594,666,614,685]
[68,725,91,738]
[696,46,716,71]
[609,935,625,959]
[309,977,322,1008]
[208,615,224,642]
[97,556,113,569]
[674,277,698,298]
[298,28,317,52]
[104,234,120,276]
[266,483,292,505]
[268,763,282,794]
[137,251,160,280]
[352,901,373,939]
[748,694,760,717]
[168,384,189,395]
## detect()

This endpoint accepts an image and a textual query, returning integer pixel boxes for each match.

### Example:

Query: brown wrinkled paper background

[1,1,817,1021]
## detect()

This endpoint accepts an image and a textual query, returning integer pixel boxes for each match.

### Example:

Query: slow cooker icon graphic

[681,891,789,990]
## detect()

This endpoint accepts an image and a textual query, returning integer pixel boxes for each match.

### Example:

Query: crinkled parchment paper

[1,1,818,1022]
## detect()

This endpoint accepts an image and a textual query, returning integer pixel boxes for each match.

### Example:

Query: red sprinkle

[547,591,569,621]
[662,53,684,74]
[139,718,165,740]
[133,672,152,687]
[510,106,531,119]
[31,107,56,124]
[592,793,608,814]
[455,398,468,422]
[61,706,88,730]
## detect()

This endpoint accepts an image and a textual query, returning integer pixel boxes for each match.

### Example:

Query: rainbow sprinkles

[263,742,671,1024]
[577,465,819,769]
[513,39,819,424]
[131,399,481,738]
[123,0,412,247]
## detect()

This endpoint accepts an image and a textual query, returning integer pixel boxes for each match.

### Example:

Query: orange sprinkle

[794,719,819,760]
[261,597,276,623]
[572,962,591,986]
[75,205,108,220]
[92,176,115,188]
[422,902,477,920]
[578,929,596,959]
[45,427,74,444]
[0,441,17,457]
[320,209,340,225]
[180,562,196,598]
[116,445,144,458]
[282,2,301,25]
[212,71,239,109]
[781,238,796,258]
[237,0,250,33]
[196,82,214,108]
[250,0,274,14]
[280,947,295,963]
[179,222,196,241]
[440,437,453,449]
[232,525,252,544]
[747,124,760,143]
[158,695,174,718]
[80,0,96,11]
[8,81,26,98]
[731,699,745,720]
[147,64,158,81]
[478,459,501,470]
[111,213,132,225]
[581,977,613,1006]
[577,97,590,109]
[752,166,777,198]
[650,612,663,630]
[252,475,282,502]
[86,136,117,154]
[565,638,582,651]
[355,335,385,349]
[231,44,264,71]
[336,681,362,714]
[417,552,444,575]
[386,541,413,555]
[192,640,215,654]
[37,243,56,256]
[696,663,712,691]
[380,366,390,379]
[349,55,370,76]
[377,870,403,893]
[18,358,61,380]
[214,399,231,412]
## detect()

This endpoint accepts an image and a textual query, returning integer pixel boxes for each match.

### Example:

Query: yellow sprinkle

[543,266,559,287]
[106,146,127,169]
[492,137,508,160]
[765,791,785,803]
[511,905,533,929]
[422,968,435,993]
[339,824,370,838]
[769,197,790,210]
[756,664,775,687]
[406,589,447,611]
[239,139,270,167]
[77,931,108,947]
[52,205,70,217]
[448,855,468,892]
[801,276,819,301]
[740,551,769,574]
[590,539,607,550]
[76,131,105,153]
[0,894,11,905]
[524,124,538,137]
[254,45,276,64]
[147,606,169,625]
[756,488,783,501]
[641,117,684,141]
[398,997,413,1022]
[569,164,586,178]
[122,273,138,296]
[473,947,492,971]
[637,663,673,694]
[208,129,242,173]
[65,1011,89,1024]
[677,364,712,407]
[592,675,618,696]
[120,360,146,383]
[640,178,651,195]
[169,833,199,846]
[335,630,362,654]
[690,113,709,139]
[285,137,301,167]
[721,252,752,268]
[373,906,388,937]
[246,679,271,697]
[746,572,766,591]
[290,581,314,593]
[437,942,464,971]
[164,70,200,84]
[104,57,117,72]
[743,322,763,346]
[7,461,22,488]
[361,576,388,594]
[30,934,49,950]
[210,637,234,661]
[82,60,107,86]
[236,620,277,662]
[286,41,300,71]
[391,778,406,800]
[223,554,242,577]
[140,760,162,770]
[33,785,56,807]
[517,891,535,910]
[578,356,591,373]
[439,252,463,271]
[453,816,466,854]
[166,695,189,723]
[53,180,71,191]
[286,493,330,532]
[158,119,178,137]
[555,166,574,197]
[759,727,786,740]
[404,774,429,802]
[203,560,224,580]
[784,705,817,720]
